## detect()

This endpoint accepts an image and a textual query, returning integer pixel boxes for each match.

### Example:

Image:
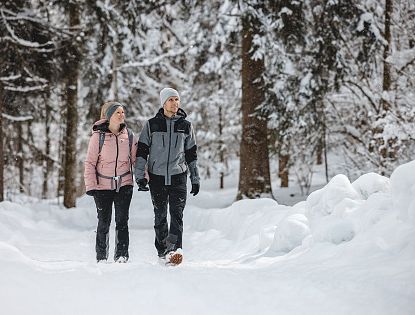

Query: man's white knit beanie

[160,88,180,107]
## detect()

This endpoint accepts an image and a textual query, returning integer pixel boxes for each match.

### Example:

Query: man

[135,87,200,265]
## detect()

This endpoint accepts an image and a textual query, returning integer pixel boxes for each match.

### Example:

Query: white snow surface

[1,161,415,314]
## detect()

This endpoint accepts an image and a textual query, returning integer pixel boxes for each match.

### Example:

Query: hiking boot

[115,256,128,263]
[97,259,107,263]
[165,248,183,265]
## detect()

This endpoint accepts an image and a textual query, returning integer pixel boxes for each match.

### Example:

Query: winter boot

[165,248,183,265]
[115,256,128,263]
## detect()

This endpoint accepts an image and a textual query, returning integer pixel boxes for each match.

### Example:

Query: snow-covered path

[1,162,415,314]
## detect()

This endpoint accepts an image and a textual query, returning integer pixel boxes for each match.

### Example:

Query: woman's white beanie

[160,88,180,107]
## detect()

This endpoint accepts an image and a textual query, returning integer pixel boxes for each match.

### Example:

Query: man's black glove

[86,190,96,197]
[190,183,200,196]
[136,178,149,191]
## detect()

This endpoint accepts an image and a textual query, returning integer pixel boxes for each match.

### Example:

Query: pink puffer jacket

[84,119,137,192]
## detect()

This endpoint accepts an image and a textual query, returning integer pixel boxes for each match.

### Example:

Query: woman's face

[110,106,125,125]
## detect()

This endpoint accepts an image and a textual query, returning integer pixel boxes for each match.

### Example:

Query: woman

[84,101,137,263]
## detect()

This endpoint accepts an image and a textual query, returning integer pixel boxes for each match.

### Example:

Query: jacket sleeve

[134,121,151,181]
[184,123,200,185]
[84,133,99,192]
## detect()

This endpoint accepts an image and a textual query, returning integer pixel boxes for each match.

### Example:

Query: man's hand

[190,183,200,196]
[136,178,149,191]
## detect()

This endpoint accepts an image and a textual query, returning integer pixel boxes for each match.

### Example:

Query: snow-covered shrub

[352,173,390,199]
[269,214,311,253]
[390,160,415,225]
[305,174,361,219]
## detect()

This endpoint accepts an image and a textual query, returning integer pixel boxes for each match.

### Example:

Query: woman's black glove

[190,183,200,196]
[136,178,149,191]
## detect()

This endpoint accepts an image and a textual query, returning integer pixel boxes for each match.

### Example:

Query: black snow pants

[93,185,133,261]
[149,172,187,256]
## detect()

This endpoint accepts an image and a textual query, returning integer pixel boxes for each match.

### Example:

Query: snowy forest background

[1,0,414,208]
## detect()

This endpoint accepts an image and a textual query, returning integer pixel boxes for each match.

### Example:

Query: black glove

[136,178,149,191]
[190,183,200,196]
[86,190,96,197]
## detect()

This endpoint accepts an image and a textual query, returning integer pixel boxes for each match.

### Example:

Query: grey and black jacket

[135,108,200,186]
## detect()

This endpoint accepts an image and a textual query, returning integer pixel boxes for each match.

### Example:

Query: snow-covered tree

[237,1,272,199]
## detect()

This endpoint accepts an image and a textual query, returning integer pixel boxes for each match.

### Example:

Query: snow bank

[185,161,415,258]
[187,198,290,256]
[390,160,415,225]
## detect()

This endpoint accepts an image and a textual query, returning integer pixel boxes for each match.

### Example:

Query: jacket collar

[156,107,187,121]
[92,119,126,133]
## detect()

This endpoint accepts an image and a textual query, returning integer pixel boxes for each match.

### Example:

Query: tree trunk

[316,138,323,165]
[219,104,224,189]
[373,0,395,169]
[17,122,24,193]
[111,46,119,99]
[42,98,53,199]
[381,0,396,161]
[279,154,289,187]
[382,0,392,113]
[237,13,272,200]
[0,85,4,201]
[63,3,81,208]
[57,133,65,202]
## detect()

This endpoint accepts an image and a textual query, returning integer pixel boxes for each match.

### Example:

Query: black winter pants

[93,185,133,261]
[149,173,187,256]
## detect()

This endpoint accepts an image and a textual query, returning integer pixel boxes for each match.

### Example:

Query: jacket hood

[91,119,126,133]
[156,107,187,120]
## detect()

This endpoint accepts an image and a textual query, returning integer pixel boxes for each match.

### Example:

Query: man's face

[163,96,180,116]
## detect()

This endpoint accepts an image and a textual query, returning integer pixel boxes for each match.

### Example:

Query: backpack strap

[96,131,106,184]
[98,131,106,154]
[127,128,134,153]
[127,128,134,182]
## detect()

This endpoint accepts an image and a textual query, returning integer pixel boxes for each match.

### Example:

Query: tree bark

[42,98,53,199]
[17,122,24,193]
[237,13,272,200]
[219,105,224,189]
[382,0,392,113]
[111,46,119,99]
[279,154,289,188]
[374,0,395,165]
[316,138,323,165]
[63,3,81,208]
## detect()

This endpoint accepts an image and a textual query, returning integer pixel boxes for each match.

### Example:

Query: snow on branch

[0,7,71,36]
[23,67,48,84]
[0,74,21,82]
[4,84,48,93]
[0,9,55,49]
[2,113,33,122]
[118,46,189,70]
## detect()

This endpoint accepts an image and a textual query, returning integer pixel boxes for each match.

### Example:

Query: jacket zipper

[114,134,119,176]
[162,135,165,147]
[166,120,172,182]
[175,134,178,148]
